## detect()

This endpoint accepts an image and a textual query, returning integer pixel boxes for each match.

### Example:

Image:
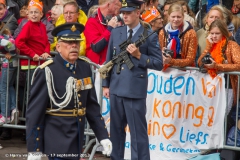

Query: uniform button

[140,75,143,77]
[73,71,76,74]
[101,117,103,120]
[79,102,82,106]
[122,67,124,70]
[105,126,107,128]
[36,138,39,141]
[78,94,81,97]
[79,118,81,122]
[147,59,150,63]
[37,127,40,130]
[36,149,40,151]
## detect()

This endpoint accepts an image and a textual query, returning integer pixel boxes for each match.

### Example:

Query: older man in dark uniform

[102,0,163,160]
[26,23,112,160]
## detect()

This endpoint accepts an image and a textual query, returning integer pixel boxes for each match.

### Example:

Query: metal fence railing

[0,54,240,159]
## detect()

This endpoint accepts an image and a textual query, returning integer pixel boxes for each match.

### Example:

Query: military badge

[71,25,77,32]
[122,0,127,7]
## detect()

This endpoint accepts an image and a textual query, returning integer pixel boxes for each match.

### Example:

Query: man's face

[122,10,140,26]
[51,10,61,25]
[108,0,121,16]
[56,40,80,63]
[63,4,79,23]
[150,15,163,31]
[0,4,7,19]
[28,7,43,22]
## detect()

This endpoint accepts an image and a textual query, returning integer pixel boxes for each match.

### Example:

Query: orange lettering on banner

[217,77,222,90]
[153,121,160,136]
[153,98,161,118]
[202,78,208,95]
[148,120,161,136]
[172,102,182,119]
[208,85,216,98]
[163,100,172,117]
[194,106,204,127]
[202,77,222,98]
[162,124,176,139]
[148,120,152,135]
[185,103,194,119]
[208,106,214,127]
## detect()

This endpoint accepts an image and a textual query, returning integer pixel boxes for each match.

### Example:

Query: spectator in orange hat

[15,0,50,89]
[141,6,164,33]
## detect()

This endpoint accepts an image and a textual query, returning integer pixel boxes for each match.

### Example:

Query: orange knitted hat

[0,0,6,5]
[28,0,43,12]
[141,6,160,23]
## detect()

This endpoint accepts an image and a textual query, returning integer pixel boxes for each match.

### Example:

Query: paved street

[0,128,109,160]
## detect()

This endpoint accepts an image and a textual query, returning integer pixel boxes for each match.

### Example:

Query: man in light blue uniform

[102,0,163,159]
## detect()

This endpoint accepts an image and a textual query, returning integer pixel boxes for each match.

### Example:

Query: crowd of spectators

[0,0,240,157]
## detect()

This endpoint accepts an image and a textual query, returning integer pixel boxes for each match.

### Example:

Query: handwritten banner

[95,68,226,160]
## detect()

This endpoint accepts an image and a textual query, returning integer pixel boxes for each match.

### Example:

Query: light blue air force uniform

[102,23,163,160]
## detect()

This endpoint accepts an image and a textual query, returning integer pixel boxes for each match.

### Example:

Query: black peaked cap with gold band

[51,23,85,41]
[120,0,144,12]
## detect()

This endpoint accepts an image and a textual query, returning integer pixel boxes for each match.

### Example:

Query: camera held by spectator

[163,48,174,57]
[201,53,213,64]
[106,13,123,23]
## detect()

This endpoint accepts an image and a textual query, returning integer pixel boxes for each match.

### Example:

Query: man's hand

[5,53,11,60]
[127,44,141,59]
[100,139,112,156]
[27,152,42,160]
[40,53,51,60]
[33,54,40,61]
[108,16,119,28]
[103,87,110,99]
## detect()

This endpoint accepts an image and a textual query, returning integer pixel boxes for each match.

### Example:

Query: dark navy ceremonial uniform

[26,23,109,160]
[26,54,108,159]
[102,22,163,160]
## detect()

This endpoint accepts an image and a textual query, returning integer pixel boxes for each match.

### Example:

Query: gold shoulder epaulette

[78,56,91,63]
[39,60,53,69]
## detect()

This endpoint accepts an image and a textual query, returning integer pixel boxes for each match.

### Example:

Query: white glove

[100,139,112,156]
[27,152,42,160]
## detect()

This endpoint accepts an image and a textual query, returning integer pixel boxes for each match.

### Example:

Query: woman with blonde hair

[159,3,198,70]
[197,5,233,55]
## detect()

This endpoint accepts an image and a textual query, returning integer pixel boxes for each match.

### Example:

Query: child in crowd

[18,4,28,25]
[15,0,50,86]
[0,22,18,125]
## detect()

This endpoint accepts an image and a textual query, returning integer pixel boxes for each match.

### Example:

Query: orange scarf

[208,37,226,78]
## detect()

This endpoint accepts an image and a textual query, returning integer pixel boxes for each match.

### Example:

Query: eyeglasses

[154,17,163,21]
[63,12,77,15]
[28,11,40,15]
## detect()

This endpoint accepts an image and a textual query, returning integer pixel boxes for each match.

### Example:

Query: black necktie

[128,29,133,40]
